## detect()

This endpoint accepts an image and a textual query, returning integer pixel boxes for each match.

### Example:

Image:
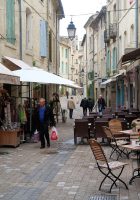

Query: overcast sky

[60,0,106,41]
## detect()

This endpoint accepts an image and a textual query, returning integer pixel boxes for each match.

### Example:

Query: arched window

[112,47,117,70]
[107,50,111,75]
[130,24,134,46]
[119,36,122,58]
[107,50,111,69]
[113,4,116,22]
[61,61,64,73]
[26,8,32,49]
[124,31,127,50]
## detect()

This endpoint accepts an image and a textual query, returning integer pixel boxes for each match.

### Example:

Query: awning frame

[4,56,80,88]
[0,62,20,85]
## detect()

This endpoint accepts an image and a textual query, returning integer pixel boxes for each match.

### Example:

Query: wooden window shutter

[40,20,48,57]
[6,0,15,44]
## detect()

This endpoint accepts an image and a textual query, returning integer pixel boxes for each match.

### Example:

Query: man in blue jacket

[35,98,55,149]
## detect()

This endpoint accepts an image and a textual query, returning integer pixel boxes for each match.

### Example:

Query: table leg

[129,152,140,184]
[129,168,140,184]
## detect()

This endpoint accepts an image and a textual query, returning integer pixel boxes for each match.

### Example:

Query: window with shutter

[6,0,15,44]
[112,47,117,70]
[49,31,52,62]
[26,8,32,50]
[40,20,48,57]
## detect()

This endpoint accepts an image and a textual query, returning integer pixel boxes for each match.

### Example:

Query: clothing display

[0,89,19,130]
[18,104,27,124]
[0,89,23,147]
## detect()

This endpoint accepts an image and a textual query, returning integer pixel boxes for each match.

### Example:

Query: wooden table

[94,120,108,142]
[121,143,140,184]
[120,130,138,137]
[0,129,21,147]
[130,111,140,116]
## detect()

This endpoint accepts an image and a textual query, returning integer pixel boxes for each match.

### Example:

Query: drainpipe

[85,30,88,98]
[116,0,120,110]
[92,28,95,101]
[135,0,139,109]
[18,0,22,60]
[56,11,59,94]
[135,0,139,48]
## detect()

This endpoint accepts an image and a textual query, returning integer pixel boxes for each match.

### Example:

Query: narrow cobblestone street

[0,97,139,200]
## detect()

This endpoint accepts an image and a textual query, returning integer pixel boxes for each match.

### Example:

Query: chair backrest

[87,117,95,130]
[109,119,122,134]
[75,119,89,137]
[117,112,125,118]
[102,126,113,139]
[95,118,106,121]
[89,139,108,164]
[103,114,113,121]
[95,120,109,138]
[90,112,98,115]
[102,107,112,114]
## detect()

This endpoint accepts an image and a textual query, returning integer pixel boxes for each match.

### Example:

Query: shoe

[40,146,45,149]
[47,144,50,148]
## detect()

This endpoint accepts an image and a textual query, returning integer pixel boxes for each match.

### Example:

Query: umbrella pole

[29,82,32,138]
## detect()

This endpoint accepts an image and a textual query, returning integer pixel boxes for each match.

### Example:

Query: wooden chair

[102,107,112,114]
[109,119,122,133]
[102,126,129,160]
[125,114,137,129]
[109,119,129,140]
[74,119,90,145]
[94,120,108,140]
[89,139,128,193]
[117,112,126,118]
[82,116,95,137]
[87,117,95,137]
[103,114,114,121]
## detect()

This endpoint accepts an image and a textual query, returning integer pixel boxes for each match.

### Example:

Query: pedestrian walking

[67,97,76,119]
[35,98,55,149]
[66,91,69,99]
[80,97,88,116]
[98,95,106,115]
[88,98,94,113]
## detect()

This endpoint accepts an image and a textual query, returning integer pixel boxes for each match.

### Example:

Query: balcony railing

[104,23,117,43]
[109,23,117,39]
[104,29,110,43]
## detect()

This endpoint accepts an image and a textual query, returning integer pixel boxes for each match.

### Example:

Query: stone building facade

[0,0,64,100]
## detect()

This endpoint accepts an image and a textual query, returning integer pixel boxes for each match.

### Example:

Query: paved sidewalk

[0,98,139,200]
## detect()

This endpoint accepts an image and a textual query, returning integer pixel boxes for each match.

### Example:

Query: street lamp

[80,69,85,87]
[67,20,76,41]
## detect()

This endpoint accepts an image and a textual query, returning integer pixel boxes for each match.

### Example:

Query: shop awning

[117,48,140,70]
[3,56,31,70]
[122,48,140,63]
[101,78,113,85]
[101,70,126,85]
[0,63,20,85]
[4,56,81,88]
[13,68,80,88]
[111,70,126,79]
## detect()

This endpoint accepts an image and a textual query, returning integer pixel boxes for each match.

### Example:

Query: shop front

[0,63,21,147]
[119,48,140,110]
[0,57,81,147]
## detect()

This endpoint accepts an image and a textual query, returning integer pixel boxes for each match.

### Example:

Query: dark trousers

[39,123,50,147]
[88,108,92,113]
[83,108,87,116]
[69,109,73,119]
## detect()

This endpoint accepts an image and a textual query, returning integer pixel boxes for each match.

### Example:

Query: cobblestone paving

[0,97,139,200]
